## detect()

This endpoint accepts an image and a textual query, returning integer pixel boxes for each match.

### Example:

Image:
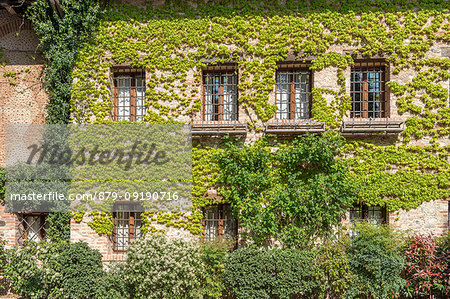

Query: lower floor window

[350,203,387,226]
[17,213,48,245]
[112,203,143,251]
[203,204,237,242]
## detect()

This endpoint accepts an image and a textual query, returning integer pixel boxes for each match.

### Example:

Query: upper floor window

[350,62,387,118]
[202,67,238,121]
[203,204,237,242]
[276,69,311,120]
[112,69,146,122]
[17,213,48,245]
[112,202,143,251]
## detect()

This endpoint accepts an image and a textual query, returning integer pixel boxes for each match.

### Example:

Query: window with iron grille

[202,70,238,121]
[112,202,143,251]
[276,69,311,120]
[349,204,387,236]
[350,204,387,226]
[112,69,146,122]
[202,204,237,242]
[17,213,48,245]
[350,62,387,118]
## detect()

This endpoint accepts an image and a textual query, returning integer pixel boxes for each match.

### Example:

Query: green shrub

[200,241,229,299]
[94,262,129,299]
[314,238,355,299]
[0,239,7,291]
[5,241,103,299]
[4,243,43,298]
[224,247,319,299]
[124,234,204,299]
[0,168,4,204]
[437,231,450,296]
[346,223,406,299]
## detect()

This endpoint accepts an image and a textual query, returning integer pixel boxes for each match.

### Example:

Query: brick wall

[0,10,47,248]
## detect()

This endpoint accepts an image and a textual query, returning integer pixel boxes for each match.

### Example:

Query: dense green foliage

[2,229,449,298]
[217,134,356,248]
[94,262,130,299]
[45,212,71,242]
[4,241,103,299]
[0,168,4,205]
[346,223,406,298]
[124,235,204,299]
[224,247,319,298]
[0,239,6,291]
[200,241,229,299]
[27,0,103,124]
[314,239,355,298]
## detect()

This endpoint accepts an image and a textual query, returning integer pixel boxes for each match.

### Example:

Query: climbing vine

[66,0,450,235]
[25,0,104,240]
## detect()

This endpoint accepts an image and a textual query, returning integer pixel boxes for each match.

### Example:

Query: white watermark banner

[5,124,192,213]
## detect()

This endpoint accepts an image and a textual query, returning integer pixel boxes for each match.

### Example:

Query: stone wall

[390,199,449,235]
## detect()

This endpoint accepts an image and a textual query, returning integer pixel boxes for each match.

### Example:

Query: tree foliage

[217,134,357,248]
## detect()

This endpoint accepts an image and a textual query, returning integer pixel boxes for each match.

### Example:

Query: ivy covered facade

[0,0,449,261]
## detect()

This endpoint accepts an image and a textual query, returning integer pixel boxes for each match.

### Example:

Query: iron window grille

[202,70,238,122]
[276,69,311,120]
[202,204,237,242]
[349,204,387,237]
[17,213,48,245]
[350,62,387,118]
[112,69,146,122]
[112,202,143,251]
[350,204,387,225]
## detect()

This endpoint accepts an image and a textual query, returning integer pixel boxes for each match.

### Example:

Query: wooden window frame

[112,69,146,122]
[202,67,238,122]
[350,61,389,119]
[275,67,312,120]
[112,203,143,252]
